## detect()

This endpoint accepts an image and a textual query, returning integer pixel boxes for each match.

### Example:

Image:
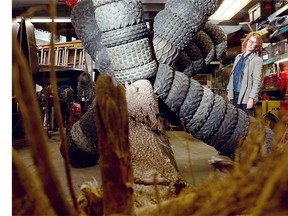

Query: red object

[63,0,78,8]
[262,92,269,100]
[262,71,287,91]
[263,73,279,89]
[280,100,288,111]
[44,86,54,105]
[265,3,272,10]
[69,102,82,128]
[280,71,288,90]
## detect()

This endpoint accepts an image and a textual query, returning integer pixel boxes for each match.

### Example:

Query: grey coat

[227,52,263,104]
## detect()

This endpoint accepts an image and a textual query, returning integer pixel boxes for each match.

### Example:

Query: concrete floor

[16,131,220,197]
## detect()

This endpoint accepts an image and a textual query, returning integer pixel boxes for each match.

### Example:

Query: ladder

[38,40,86,69]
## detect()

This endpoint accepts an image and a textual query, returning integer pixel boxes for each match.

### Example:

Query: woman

[227,32,263,116]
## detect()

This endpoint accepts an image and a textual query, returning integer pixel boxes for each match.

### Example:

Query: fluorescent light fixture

[16,17,71,23]
[209,0,252,21]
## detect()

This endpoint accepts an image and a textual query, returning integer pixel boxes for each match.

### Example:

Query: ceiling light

[16,17,71,23]
[209,0,252,21]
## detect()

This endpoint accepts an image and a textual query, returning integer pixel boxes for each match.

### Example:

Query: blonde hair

[242,32,263,52]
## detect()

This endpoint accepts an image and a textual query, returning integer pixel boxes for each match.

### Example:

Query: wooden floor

[15,131,220,197]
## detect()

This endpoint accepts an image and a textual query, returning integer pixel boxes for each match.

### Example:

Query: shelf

[268,4,288,19]
[33,66,84,88]
[261,88,285,92]
[257,4,288,39]
[263,52,288,65]
[269,25,288,39]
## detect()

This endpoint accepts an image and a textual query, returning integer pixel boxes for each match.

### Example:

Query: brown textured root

[48,1,78,210]
[12,149,56,215]
[77,179,104,215]
[12,24,79,216]
[94,75,134,215]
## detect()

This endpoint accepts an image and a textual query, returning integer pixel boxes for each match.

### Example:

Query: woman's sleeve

[249,57,263,100]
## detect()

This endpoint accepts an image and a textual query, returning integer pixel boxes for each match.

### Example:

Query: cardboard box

[276,39,288,55]
[248,1,273,22]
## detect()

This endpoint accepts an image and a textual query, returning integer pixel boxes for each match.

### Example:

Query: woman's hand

[247,98,254,109]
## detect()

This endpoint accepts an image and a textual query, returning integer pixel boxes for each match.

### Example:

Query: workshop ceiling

[12,0,167,38]
[12,0,282,46]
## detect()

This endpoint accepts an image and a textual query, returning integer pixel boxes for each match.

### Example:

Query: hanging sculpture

[12,0,288,215]
[66,0,274,167]
[57,0,277,209]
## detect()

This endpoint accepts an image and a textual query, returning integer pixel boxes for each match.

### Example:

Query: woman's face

[246,36,257,52]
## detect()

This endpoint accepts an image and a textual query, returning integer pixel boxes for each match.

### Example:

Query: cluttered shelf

[256,4,288,41]
[263,51,288,65]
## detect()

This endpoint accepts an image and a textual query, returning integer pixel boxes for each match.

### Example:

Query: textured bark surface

[12,31,79,215]
[94,76,134,215]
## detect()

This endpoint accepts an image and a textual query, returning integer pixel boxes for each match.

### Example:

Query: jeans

[231,92,255,117]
